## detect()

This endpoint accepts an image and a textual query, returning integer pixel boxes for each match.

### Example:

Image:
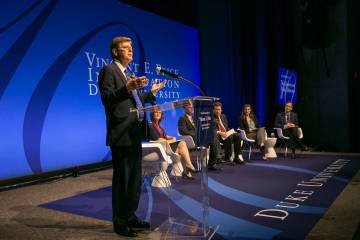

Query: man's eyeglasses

[117,46,133,51]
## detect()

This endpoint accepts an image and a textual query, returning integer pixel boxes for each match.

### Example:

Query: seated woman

[238,104,267,160]
[149,109,198,179]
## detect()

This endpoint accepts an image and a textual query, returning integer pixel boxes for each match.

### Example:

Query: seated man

[178,102,196,142]
[178,102,222,171]
[213,102,244,164]
[274,101,310,158]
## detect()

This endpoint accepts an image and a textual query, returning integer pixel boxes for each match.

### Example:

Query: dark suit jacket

[238,115,260,133]
[214,114,230,132]
[98,62,155,146]
[178,114,196,141]
[274,111,299,129]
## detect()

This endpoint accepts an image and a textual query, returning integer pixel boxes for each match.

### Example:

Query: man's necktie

[286,112,290,123]
[124,69,144,121]
[216,118,226,132]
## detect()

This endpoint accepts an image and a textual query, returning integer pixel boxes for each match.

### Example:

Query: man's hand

[136,76,149,88]
[151,79,167,94]
[126,76,148,91]
[284,123,296,129]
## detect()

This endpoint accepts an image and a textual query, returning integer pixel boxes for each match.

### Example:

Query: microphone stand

[178,76,205,96]
[163,74,205,96]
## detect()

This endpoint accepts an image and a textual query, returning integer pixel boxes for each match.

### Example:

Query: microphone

[155,66,180,79]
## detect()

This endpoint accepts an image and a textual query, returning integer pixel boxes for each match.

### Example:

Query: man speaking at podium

[98,36,166,237]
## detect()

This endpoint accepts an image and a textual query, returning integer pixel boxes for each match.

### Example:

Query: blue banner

[277,67,297,104]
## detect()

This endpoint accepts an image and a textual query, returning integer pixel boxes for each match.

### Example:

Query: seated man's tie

[216,118,226,132]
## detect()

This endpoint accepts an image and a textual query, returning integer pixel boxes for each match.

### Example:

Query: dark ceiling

[118,0,199,28]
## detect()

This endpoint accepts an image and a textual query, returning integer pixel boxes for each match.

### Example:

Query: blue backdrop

[0,0,200,181]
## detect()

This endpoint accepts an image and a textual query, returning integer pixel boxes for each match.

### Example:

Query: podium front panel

[141,96,219,239]
[194,99,215,147]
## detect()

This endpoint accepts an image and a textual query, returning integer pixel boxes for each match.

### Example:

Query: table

[265,137,277,158]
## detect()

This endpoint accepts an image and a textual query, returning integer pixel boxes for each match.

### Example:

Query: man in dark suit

[98,36,166,237]
[274,101,309,158]
[178,102,196,141]
[178,102,222,171]
[213,102,243,164]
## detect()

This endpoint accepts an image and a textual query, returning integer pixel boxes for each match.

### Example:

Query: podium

[140,96,220,239]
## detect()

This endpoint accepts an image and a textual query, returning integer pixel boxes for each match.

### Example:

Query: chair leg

[156,171,172,195]
[162,170,172,187]
[152,170,171,188]
[170,161,183,177]
[248,144,252,160]
[196,148,201,171]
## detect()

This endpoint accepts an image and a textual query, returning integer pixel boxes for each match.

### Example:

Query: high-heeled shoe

[186,167,199,173]
[260,147,267,161]
[182,171,195,180]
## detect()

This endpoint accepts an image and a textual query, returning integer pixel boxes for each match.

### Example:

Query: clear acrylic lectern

[140,96,220,239]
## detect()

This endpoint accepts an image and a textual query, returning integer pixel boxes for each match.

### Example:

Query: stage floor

[0,151,360,240]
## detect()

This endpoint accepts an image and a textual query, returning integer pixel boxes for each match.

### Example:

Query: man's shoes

[113,223,138,237]
[301,147,311,152]
[233,158,244,164]
[128,219,150,229]
[224,158,235,166]
[216,158,226,164]
[208,165,222,172]
[300,143,311,152]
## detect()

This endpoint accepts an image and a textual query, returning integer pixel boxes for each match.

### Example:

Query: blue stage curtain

[197,0,296,130]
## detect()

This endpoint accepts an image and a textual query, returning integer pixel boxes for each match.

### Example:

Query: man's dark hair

[213,102,222,108]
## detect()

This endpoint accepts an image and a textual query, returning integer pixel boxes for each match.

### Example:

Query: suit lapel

[111,62,127,86]
[221,114,227,130]
[185,116,195,129]
[111,62,144,103]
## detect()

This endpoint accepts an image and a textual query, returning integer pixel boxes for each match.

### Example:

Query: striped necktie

[216,118,226,132]
[286,112,290,123]
[124,69,144,121]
